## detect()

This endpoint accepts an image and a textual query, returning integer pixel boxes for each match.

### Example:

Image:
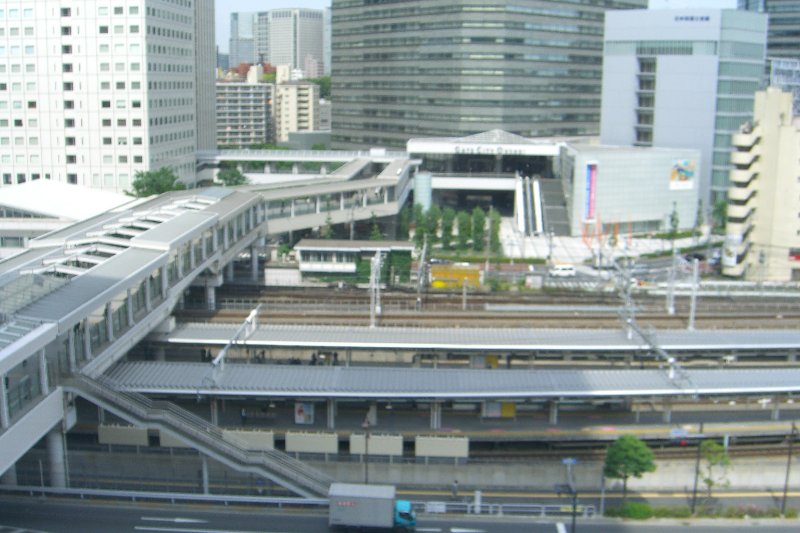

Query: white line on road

[141,518,209,524]
[450,529,487,533]
[415,529,443,532]
[556,523,567,533]
[134,527,289,533]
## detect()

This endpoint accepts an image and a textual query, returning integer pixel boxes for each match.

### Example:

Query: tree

[397,206,411,241]
[700,440,731,499]
[369,213,383,241]
[307,76,331,98]
[712,199,727,233]
[603,435,656,503]
[321,213,333,240]
[412,203,426,248]
[217,167,248,187]
[489,208,502,255]
[426,205,441,244]
[472,207,486,252]
[441,207,456,250]
[669,201,680,239]
[128,168,185,197]
[456,211,471,251]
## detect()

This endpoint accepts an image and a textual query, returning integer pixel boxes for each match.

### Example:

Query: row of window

[2,173,49,185]
[0,8,34,19]
[0,26,34,37]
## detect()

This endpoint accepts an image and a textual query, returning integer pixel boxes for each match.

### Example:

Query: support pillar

[126,289,134,327]
[105,302,114,342]
[772,399,781,421]
[82,319,92,360]
[327,399,336,430]
[98,406,106,424]
[250,245,259,282]
[201,455,210,494]
[662,399,672,424]
[47,428,67,488]
[1,465,17,486]
[549,400,559,425]
[144,277,152,312]
[430,401,442,430]
[225,262,234,281]
[38,349,49,395]
[0,372,9,429]
[210,398,219,426]
[68,329,76,372]
[206,285,216,311]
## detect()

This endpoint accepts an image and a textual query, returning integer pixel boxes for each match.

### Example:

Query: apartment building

[216,67,273,148]
[723,87,800,281]
[274,82,320,143]
[0,0,215,193]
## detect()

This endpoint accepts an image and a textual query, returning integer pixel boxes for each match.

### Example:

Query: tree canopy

[128,168,185,197]
[307,76,331,99]
[604,435,656,502]
[217,167,248,187]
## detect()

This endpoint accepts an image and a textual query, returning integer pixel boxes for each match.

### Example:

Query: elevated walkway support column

[772,399,781,421]
[47,428,67,488]
[250,245,259,282]
[38,349,49,395]
[327,399,336,430]
[225,262,234,281]
[206,285,216,311]
[0,370,10,429]
[210,399,219,426]
[430,401,442,430]
[662,399,672,423]
[549,400,559,425]
[201,456,210,494]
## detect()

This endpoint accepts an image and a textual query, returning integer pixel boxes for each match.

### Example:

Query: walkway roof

[106,362,800,399]
[161,323,800,352]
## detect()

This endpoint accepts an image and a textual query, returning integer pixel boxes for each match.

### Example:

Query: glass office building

[330,0,647,150]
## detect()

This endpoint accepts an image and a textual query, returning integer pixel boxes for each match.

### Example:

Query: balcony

[725,220,753,240]
[730,150,758,167]
[727,186,755,203]
[727,204,753,221]
[729,167,757,186]
[732,130,760,149]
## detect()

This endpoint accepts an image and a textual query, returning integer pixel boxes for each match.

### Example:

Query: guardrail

[0,485,596,519]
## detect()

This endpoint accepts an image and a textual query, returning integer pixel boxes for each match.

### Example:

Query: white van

[548,264,576,278]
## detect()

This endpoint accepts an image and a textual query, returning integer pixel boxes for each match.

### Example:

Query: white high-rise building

[0,0,215,193]
[253,9,324,77]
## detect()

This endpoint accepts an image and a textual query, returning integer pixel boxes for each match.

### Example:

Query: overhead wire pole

[210,304,262,382]
[688,258,700,331]
[369,252,382,328]
[782,422,797,516]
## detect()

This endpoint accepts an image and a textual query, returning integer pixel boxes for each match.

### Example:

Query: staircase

[537,179,571,236]
[64,374,332,499]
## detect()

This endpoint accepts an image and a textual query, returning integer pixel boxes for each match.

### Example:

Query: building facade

[739,0,800,59]
[216,81,273,148]
[0,0,213,193]
[330,0,647,150]
[723,87,800,281]
[229,12,257,67]
[251,9,324,77]
[274,83,320,143]
[600,8,767,207]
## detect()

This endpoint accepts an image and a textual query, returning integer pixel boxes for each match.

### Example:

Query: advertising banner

[294,402,315,425]
[584,162,597,221]
[670,159,696,190]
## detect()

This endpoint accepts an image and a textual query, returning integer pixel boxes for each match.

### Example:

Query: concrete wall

[159,431,192,448]
[415,436,469,458]
[285,431,338,454]
[350,434,403,456]
[98,424,148,446]
[222,429,275,451]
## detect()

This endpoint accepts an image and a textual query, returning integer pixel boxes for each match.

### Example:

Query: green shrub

[651,506,691,518]
[608,502,653,520]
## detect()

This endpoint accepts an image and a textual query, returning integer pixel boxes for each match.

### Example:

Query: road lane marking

[141,518,208,524]
[450,529,486,533]
[135,527,289,533]
[416,529,443,532]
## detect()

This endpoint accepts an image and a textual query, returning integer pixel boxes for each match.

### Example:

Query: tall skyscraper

[229,12,257,67]
[739,0,800,59]
[600,8,767,206]
[0,0,215,193]
[330,0,647,150]
[253,9,324,76]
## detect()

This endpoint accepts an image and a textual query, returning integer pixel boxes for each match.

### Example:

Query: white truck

[328,483,416,532]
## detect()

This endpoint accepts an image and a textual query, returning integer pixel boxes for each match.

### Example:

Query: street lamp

[362,419,371,484]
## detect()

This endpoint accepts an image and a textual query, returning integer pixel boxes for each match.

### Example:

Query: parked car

[548,264,576,277]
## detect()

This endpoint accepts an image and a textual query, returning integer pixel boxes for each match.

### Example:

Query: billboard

[294,402,315,425]
[584,162,597,221]
[670,159,696,190]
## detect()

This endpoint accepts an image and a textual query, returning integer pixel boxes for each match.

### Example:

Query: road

[0,498,798,533]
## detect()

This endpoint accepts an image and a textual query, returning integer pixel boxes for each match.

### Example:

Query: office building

[229,12,257,67]
[330,0,647,150]
[0,0,214,193]
[600,8,768,206]
[252,9,324,77]
[739,0,800,59]
[723,87,800,281]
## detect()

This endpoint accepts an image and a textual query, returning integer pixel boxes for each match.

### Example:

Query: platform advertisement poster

[294,402,314,425]
[584,162,597,221]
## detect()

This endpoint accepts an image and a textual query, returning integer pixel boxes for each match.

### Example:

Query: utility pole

[688,257,699,331]
[782,422,797,516]
[690,421,705,515]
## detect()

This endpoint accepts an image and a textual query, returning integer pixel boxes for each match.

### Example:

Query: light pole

[782,422,797,516]
[362,419,371,484]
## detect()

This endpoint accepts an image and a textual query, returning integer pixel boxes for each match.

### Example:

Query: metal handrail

[66,375,332,497]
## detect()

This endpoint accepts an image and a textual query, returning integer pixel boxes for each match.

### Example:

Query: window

[61,26,71,36]
[101,100,111,108]
[115,62,124,72]
[28,118,36,127]
[101,119,111,126]
[134,155,143,163]
[131,81,141,90]
[117,119,126,127]
[119,155,128,163]
[2,174,10,185]
[23,27,32,36]
[63,82,73,91]
[0,83,5,90]
[99,44,109,53]
[100,81,111,90]
[64,100,74,109]
[14,137,23,145]
[103,155,113,164]
[129,6,139,14]
[25,64,34,73]
[133,137,142,145]
[65,118,75,127]
[130,25,139,33]
[102,137,112,145]
[62,45,72,54]
[61,7,71,16]
[28,137,37,145]
[13,119,21,127]
[0,119,6,126]
[65,137,76,146]
[31,173,40,181]
[26,101,36,109]
[100,63,110,72]
[99,25,108,34]
[114,25,123,34]
[67,174,77,184]
[66,155,77,164]
[117,137,127,145]
[114,7,124,15]
[132,100,141,108]
[98,7,109,16]
[116,81,125,90]
[132,119,142,126]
